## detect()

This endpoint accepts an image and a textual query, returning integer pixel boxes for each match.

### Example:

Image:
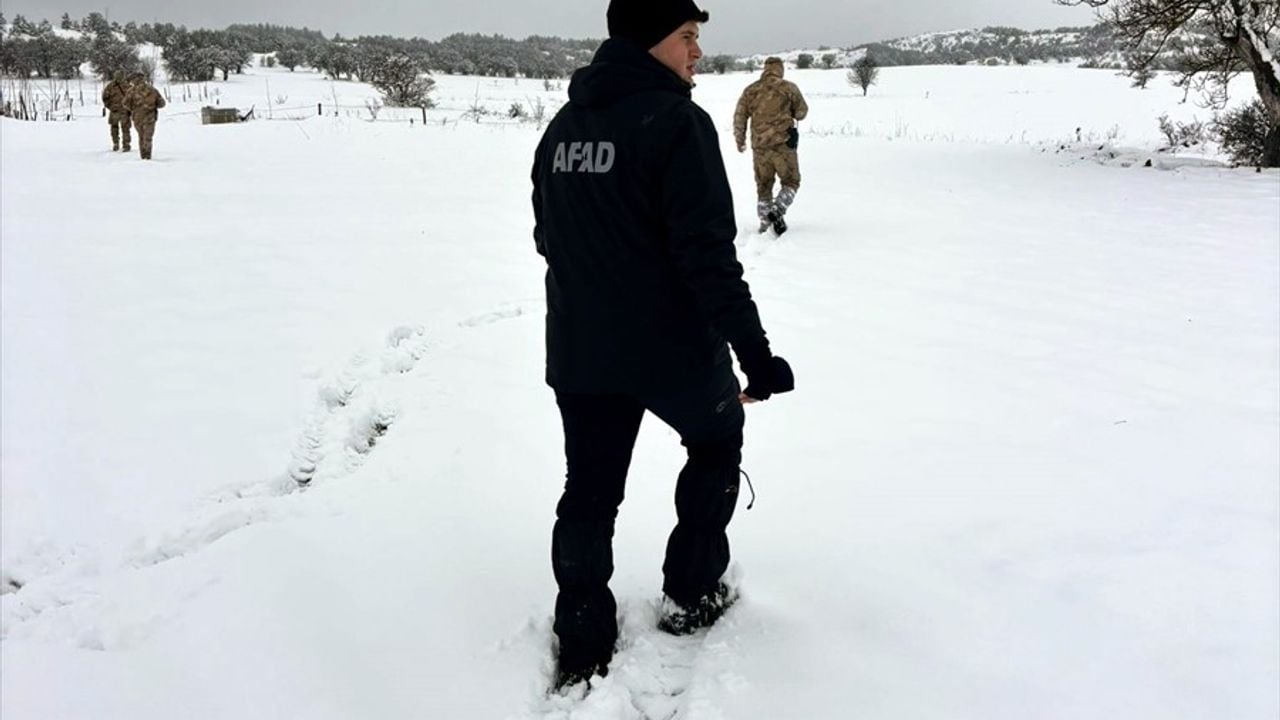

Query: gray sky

[5,0,1099,54]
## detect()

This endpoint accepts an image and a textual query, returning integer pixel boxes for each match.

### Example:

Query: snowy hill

[740,46,867,69]
[747,24,1216,69]
[2,61,1278,719]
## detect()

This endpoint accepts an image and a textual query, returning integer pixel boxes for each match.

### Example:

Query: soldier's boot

[756,200,775,234]
[771,186,797,235]
[769,213,787,236]
[774,186,797,216]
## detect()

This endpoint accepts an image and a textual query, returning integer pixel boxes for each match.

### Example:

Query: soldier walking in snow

[734,57,808,235]
[123,73,166,161]
[531,0,794,692]
[101,70,133,152]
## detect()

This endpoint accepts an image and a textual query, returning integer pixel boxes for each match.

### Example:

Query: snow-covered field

[2,62,1277,719]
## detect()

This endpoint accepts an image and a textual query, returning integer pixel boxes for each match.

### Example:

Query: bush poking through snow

[1157,113,1206,149]
[1213,100,1276,167]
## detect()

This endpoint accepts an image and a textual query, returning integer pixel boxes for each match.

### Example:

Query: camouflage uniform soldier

[101,70,133,152]
[123,73,166,160]
[733,57,808,234]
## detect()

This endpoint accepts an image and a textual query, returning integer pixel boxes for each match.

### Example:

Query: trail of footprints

[1,326,432,645]
[289,325,429,487]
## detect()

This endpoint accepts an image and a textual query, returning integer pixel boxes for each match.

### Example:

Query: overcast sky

[6,0,1099,54]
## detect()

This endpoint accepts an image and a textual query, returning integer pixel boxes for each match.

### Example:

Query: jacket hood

[762,58,784,80]
[568,38,691,108]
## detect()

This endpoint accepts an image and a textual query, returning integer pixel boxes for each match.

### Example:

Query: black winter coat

[532,39,768,394]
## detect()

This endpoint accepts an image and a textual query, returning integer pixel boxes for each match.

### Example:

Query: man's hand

[741,355,795,403]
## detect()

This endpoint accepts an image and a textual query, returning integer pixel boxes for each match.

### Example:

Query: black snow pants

[552,359,745,670]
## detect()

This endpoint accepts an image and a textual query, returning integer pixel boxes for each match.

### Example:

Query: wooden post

[421,106,427,125]
[318,102,322,116]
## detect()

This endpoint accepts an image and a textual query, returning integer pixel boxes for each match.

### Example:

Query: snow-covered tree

[370,53,435,107]
[10,14,37,37]
[82,12,112,38]
[706,54,734,74]
[276,46,305,71]
[1059,0,1279,165]
[89,33,142,80]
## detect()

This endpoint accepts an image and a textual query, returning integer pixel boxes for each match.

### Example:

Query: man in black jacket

[531,0,795,690]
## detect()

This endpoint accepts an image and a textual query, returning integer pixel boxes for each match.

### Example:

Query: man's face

[649,21,702,84]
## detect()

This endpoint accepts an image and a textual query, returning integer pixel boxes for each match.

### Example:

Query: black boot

[553,627,612,691]
[551,587,617,691]
[658,583,737,635]
[553,657,609,691]
[768,210,788,236]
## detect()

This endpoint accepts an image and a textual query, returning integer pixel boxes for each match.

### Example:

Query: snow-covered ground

[2,62,1277,719]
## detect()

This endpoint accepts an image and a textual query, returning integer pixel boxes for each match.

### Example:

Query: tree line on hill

[0,13,598,83]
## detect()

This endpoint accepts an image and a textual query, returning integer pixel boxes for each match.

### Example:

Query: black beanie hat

[607,0,710,50]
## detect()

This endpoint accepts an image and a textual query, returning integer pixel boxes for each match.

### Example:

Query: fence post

[421,106,427,125]
[318,102,322,116]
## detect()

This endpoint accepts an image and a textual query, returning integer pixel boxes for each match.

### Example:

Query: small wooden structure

[201,106,240,125]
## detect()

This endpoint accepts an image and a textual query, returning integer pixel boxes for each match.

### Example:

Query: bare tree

[848,54,880,96]
[1058,0,1279,165]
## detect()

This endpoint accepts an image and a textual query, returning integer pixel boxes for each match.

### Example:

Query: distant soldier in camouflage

[101,70,133,152]
[733,57,808,234]
[123,72,166,160]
